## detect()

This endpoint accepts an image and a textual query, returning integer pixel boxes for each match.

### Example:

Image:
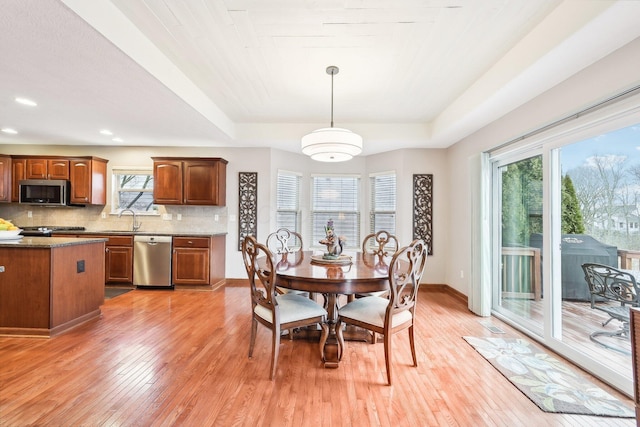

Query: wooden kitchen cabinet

[69,157,108,205]
[172,235,226,288]
[153,160,182,204]
[10,155,107,205]
[0,155,10,202]
[10,158,25,202]
[26,158,69,180]
[104,235,134,284]
[152,157,227,206]
[172,236,210,286]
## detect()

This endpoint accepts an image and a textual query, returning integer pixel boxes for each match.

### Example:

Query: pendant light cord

[330,70,334,128]
[326,65,339,128]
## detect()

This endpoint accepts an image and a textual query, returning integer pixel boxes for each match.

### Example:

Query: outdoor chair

[581,262,640,354]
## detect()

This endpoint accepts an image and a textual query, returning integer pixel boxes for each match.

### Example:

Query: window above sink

[111,167,158,215]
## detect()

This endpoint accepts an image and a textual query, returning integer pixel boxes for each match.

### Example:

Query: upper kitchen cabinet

[69,157,108,205]
[10,158,25,202]
[152,157,227,206]
[26,158,69,180]
[7,155,108,205]
[0,155,10,202]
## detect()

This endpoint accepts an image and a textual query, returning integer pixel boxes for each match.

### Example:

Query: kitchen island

[0,236,106,337]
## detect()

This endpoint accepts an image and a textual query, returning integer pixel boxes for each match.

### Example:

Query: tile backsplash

[0,204,228,234]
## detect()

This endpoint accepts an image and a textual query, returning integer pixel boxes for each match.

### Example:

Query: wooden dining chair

[362,230,399,257]
[266,228,309,299]
[242,235,328,380]
[266,228,303,254]
[336,239,427,385]
[356,230,400,319]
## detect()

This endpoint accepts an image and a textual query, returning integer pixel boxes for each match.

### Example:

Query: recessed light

[15,97,37,107]
[1,128,18,134]
[100,129,113,136]
[112,137,124,142]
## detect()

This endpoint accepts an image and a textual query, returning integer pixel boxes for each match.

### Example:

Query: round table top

[265,250,391,294]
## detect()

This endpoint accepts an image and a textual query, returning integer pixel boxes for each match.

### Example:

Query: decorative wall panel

[238,172,258,251]
[413,174,433,255]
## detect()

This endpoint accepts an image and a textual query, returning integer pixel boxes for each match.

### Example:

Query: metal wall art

[413,174,433,255]
[238,172,258,251]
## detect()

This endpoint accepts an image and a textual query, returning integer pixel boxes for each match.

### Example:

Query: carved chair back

[266,228,303,254]
[387,239,428,319]
[362,230,399,258]
[242,235,277,312]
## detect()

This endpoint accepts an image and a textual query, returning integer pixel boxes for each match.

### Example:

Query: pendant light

[301,66,363,162]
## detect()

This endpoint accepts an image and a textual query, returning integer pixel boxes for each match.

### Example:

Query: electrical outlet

[162,213,172,220]
[460,270,464,279]
[177,214,182,221]
[27,211,32,218]
[77,260,85,273]
[214,214,219,222]
[101,212,106,219]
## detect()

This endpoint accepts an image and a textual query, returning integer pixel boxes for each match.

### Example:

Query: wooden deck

[0,285,635,426]
[500,297,632,380]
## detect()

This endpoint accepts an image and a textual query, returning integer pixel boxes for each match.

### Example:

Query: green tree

[501,156,542,245]
[561,174,585,234]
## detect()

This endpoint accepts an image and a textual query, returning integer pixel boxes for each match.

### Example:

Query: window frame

[275,170,302,234]
[111,167,158,215]
[310,174,361,249]
[369,171,397,236]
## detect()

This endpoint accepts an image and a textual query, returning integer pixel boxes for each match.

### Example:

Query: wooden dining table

[262,250,391,368]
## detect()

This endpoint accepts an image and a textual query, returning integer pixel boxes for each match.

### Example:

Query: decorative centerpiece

[319,219,346,260]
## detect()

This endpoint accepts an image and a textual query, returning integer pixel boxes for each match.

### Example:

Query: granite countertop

[0,236,108,248]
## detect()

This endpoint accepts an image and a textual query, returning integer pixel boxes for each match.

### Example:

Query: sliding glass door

[492,153,544,336]
[489,121,640,396]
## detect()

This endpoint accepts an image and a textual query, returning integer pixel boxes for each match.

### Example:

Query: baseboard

[222,279,468,304]
[420,284,468,304]
[224,278,248,287]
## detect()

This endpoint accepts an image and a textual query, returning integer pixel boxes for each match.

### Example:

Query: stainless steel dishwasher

[133,235,173,288]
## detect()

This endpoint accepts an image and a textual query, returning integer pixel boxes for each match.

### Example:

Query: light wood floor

[0,286,636,426]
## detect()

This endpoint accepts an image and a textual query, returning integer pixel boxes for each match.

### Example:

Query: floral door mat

[463,336,635,418]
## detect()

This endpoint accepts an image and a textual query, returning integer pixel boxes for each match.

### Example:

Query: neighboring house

[591,205,640,234]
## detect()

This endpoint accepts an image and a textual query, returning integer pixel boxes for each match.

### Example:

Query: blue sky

[560,123,640,172]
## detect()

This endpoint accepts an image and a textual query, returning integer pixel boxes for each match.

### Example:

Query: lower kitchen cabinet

[172,237,210,286]
[104,236,134,284]
[172,235,226,288]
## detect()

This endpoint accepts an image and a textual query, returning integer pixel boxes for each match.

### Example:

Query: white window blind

[370,172,396,235]
[276,171,301,233]
[311,175,360,248]
[112,167,155,214]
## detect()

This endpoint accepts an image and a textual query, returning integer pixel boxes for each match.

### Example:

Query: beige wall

[0,144,447,280]
[4,36,637,286]
[445,36,640,297]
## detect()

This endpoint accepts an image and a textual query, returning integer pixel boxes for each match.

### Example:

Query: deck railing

[619,249,640,271]
[501,247,541,301]
[501,247,640,301]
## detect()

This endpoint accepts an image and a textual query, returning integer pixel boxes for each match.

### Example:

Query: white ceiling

[1,0,640,156]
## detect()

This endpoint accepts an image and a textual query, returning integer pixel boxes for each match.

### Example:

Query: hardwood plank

[0,286,635,426]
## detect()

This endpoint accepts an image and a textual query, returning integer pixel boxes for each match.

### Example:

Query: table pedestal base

[289,324,372,368]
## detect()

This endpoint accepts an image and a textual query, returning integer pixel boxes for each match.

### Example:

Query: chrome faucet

[118,209,142,231]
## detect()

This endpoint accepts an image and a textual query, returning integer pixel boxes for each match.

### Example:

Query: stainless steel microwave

[19,179,71,206]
